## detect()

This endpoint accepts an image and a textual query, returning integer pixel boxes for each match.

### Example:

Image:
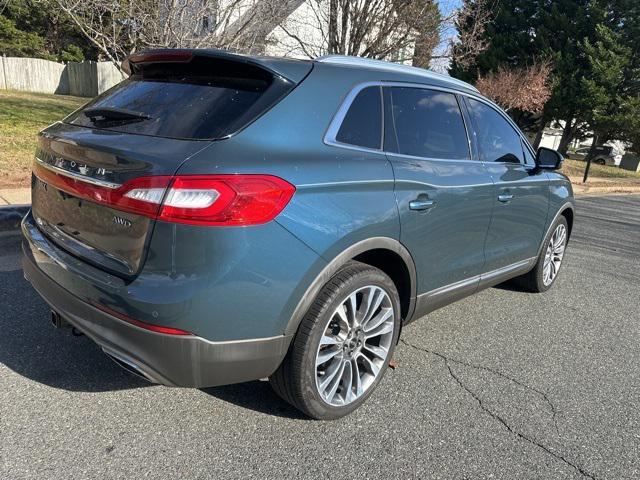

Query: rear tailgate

[32,124,208,276]
[31,50,310,277]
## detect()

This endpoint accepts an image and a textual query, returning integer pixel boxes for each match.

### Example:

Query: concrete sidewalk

[0,188,30,206]
[0,188,30,233]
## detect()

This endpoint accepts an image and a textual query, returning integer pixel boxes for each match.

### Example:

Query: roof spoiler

[121,49,313,84]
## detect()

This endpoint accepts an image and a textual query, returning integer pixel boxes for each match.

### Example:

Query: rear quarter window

[334,86,383,150]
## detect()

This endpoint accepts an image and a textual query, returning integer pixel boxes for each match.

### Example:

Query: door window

[388,87,470,160]
[522,139,536,165]
[467,98,524,164]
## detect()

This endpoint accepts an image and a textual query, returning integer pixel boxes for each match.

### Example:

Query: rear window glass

[65,57,289,140]
[335,86,382,149]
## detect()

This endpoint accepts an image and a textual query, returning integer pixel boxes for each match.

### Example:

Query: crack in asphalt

[400,339,596,480]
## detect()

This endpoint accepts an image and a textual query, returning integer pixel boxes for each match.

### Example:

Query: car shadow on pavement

[0,267,150,392]
[1,265,308,418]
[201,381,309,420]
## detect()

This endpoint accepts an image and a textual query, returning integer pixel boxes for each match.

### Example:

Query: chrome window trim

[324,81,479,162]
[35,156,121,189]
[324,82,386,154]
[324,80,536,167]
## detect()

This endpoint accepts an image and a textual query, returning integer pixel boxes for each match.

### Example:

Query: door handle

[498,193,514,202]
[409,198,436,211]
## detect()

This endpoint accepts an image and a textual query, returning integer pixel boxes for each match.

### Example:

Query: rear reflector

[90,301,194,336]
[32,162,295,226]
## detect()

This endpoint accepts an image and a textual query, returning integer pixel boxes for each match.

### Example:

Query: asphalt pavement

[1,195,639,479]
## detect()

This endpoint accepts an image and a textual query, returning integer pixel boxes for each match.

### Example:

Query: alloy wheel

[315,285,395,406]
[543,223,567,286]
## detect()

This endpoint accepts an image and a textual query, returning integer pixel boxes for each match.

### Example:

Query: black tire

[513,215,569,293]
[269,261,401,420]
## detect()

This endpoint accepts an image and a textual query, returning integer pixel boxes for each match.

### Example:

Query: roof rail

[315,55,479,93]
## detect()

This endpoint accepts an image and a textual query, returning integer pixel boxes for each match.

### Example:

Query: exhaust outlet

[102,349,159,384]
[51,310,69,329]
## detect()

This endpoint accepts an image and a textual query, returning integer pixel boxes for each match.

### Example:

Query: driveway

[1,195,638,479]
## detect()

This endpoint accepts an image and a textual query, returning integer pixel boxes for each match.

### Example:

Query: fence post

[1,55,7,91]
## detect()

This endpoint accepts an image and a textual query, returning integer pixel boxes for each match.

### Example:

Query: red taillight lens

[158,175,295,226]
[33,163,295,226]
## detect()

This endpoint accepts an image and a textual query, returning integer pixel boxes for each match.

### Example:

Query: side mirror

[536,147,564,170]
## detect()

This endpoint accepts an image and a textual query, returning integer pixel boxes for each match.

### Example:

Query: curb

[0,204,30,233]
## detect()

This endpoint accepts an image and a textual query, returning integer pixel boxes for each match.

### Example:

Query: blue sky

[438,0,462,43]
[432,0,462,71]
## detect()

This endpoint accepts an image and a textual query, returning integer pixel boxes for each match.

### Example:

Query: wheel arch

[284,237,417,337]
[560,206,574,238]
[537,202,575,258]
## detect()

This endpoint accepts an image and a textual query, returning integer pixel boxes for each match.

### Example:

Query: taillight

[157,175,295,226]
[32,162,295,226]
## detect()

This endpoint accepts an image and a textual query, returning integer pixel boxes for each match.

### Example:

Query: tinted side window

[336,87,382,149]
[389,88,470,159]
[522,139,535,165]
[467,98,524,163]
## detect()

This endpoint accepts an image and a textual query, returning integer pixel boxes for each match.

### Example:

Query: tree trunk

[532,119,547,149]
[557,118,576,156]
[412,32,438,69]
[583,133,601,183]
[328,0,339,54]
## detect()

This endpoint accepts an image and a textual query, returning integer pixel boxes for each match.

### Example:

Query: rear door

[31,52,305,277]
[464,97,549,271]
[385,86,494,306]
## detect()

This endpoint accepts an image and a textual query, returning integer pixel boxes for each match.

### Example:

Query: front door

[464,97,549,271]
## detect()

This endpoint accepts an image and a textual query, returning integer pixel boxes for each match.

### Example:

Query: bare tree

[274,0,441,63]
[475,60,553,114]
[448,0,494,69]
[53,0,289,69]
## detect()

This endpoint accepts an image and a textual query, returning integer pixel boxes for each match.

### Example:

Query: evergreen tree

[450,0,541,83]
[0,0,95,62]
[450,0,602,151]
[580,0,640,152]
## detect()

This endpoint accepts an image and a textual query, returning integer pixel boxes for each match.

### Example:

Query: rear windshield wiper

[83,106,151,124]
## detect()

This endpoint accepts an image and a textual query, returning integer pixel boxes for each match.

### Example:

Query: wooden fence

[0,57,125,97]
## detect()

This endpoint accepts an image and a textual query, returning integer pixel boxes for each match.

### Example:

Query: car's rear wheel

[270,261,401,420]
[514,216,569,292]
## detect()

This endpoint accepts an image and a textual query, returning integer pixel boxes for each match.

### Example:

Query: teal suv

[22,50,574,419]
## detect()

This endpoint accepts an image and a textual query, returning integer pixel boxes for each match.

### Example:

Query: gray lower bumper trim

[23,253,291,388]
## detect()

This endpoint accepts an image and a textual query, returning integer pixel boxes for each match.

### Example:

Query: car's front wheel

[270,261,401,420]
[514,215,569,292]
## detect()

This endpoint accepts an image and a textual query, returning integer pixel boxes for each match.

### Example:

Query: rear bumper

[22,220,291,388]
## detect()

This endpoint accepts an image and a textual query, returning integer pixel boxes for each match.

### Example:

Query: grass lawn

[0,90,87,188]
[562,158,640,179]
